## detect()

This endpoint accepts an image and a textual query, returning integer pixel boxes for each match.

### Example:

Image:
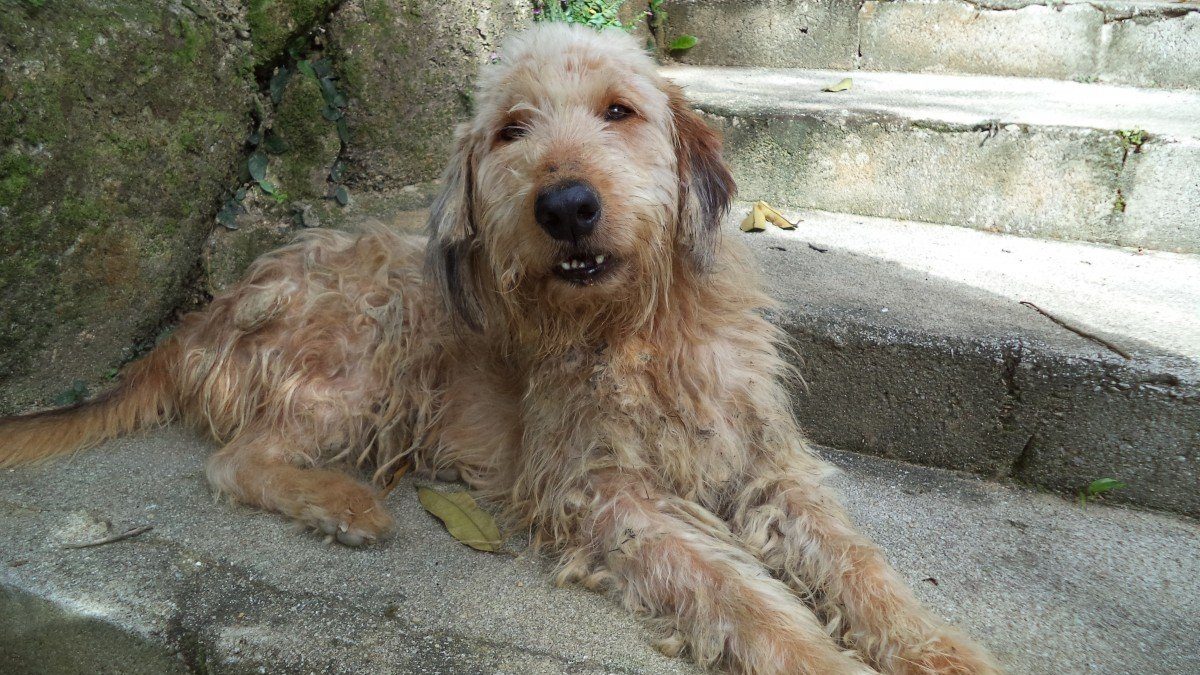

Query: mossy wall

[1,1,662,413]
[0,1,255,413]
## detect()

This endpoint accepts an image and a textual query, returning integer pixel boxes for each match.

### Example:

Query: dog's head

[427,23,734,332]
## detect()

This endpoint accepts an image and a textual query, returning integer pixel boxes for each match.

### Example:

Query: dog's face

[427,24,734,330]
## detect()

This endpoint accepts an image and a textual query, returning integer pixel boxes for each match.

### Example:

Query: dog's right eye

[498,124,527,142]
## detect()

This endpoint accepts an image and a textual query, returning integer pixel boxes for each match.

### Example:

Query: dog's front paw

[894,633,1001,675]
[297,481,394,546]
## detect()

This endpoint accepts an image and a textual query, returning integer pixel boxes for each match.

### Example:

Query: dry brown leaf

[734,204,763,233]
[741,202,798,232]
[417,487,503,552]
[740,202,766,232]
[759,201,799,230]
[821,77,853,93]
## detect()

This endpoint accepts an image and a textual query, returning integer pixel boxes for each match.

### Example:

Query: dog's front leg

[205,427,393,546]
[565,473,875,675]
[731,464,999,674]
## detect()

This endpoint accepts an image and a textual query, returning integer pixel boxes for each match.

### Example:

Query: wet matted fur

[0,24,1000,675]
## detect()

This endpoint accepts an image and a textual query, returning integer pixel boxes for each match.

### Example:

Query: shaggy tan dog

[0,24,999,675]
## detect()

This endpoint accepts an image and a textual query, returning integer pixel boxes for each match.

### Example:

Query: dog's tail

[0,340,180,467]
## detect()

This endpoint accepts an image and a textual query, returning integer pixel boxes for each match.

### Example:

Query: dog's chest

[521,343,752,490]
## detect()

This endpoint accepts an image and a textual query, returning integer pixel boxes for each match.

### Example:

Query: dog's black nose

[535,181,601,243]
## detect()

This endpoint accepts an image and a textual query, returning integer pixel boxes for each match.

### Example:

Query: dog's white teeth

[561,262,571,270]
[596,254,605,264]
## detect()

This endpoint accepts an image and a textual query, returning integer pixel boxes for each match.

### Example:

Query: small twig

[1019,301,1132,360]
[63,525,153,549]
[807,243,829,253]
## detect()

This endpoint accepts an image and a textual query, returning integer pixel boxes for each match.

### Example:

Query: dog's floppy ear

[426,128,485,330]
[669,85,736,272]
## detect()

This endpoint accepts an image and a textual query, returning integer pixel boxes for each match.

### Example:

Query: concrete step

[663,65,1200,252]
[663,0,1200,90]
[2,428,1198,674]
[729,203,1200,517]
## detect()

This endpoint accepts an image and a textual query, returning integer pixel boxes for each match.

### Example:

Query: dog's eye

[498,124,527,142]
[604,103,634,122]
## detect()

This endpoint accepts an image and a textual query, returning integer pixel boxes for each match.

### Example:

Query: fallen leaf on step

[417,487,503,552]
[741,201,799,232]
[821,77,853,93]
[758,201,799,230]
[740,202,766,232]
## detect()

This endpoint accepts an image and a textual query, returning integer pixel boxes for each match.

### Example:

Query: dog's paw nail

[338,521,349,533]
[336,530,365,547]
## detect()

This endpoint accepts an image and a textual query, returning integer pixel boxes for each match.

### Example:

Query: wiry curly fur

[0,24,999,674]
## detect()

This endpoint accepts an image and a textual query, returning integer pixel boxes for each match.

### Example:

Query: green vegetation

[532,1,698,51]
[1118,128,1148,154]
[533,1,629,30]
[1079,478,1126,509]
[247,0,338,66]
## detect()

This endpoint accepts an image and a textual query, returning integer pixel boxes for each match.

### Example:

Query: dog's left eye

[604,103,634,122]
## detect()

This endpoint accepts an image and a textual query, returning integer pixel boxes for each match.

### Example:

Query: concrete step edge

[725,203,1199,517]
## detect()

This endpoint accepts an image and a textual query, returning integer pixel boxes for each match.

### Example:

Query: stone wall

[0,0,560,413]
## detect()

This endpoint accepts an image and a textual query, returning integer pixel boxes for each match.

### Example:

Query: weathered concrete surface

[859,1,1105,81]
[663,65,1200,251]
[664,0,1200,89]
[731,204,1199,516]
[0,1,255,415]
[1,429,1197,673]
[661,0,858,69]
[1118,138,1200,253]
[1101,7,1200,89]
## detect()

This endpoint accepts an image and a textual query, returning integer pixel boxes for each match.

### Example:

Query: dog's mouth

[551,251,618,286]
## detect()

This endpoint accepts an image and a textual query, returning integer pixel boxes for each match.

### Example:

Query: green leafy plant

[668,34,698,51]
[247,150,274,195]
[1118,129,1148,154]
[534,1,629,31]
[1079,478,1126,509]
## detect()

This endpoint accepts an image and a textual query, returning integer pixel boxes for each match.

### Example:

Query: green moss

[0,1,255,409]
[272,73,340,200]
[247,0,339,66]
[363,0,395,23]
[0,153,40,208]
[169,15,205,65]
